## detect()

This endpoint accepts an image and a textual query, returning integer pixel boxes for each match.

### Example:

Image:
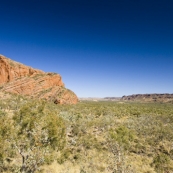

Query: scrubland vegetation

[0,93,173,173]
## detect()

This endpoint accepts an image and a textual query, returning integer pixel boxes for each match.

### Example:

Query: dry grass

[1,93,173,172]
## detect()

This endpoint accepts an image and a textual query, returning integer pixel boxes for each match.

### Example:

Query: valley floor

[0,93,173,172]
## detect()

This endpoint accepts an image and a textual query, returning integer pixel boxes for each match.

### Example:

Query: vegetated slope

[0,54,78,104]
[1,93,173,173]
[121,93,173,103]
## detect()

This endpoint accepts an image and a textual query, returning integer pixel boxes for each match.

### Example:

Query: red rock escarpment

[0,55,44,84]
[0,55,78,104]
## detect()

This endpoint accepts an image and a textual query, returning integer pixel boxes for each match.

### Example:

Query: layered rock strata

[0,55,78,104]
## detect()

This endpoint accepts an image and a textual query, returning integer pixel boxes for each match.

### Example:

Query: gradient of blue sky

[0,0,173,97]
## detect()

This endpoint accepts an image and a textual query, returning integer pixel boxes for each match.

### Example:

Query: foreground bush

[0,101,66,173]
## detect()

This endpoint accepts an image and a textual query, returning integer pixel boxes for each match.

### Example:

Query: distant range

[79,97,121,101]
[79,94,173,103]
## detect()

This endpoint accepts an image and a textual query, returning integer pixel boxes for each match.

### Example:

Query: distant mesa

[121,94,173,103]
[0,54,78,104]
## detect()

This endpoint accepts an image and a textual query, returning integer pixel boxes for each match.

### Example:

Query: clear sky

[0,0,173,97]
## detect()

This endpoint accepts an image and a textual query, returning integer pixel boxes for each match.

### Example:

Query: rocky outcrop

[0,55,44,84]
[121,94,173,103]
[0,55,78,104]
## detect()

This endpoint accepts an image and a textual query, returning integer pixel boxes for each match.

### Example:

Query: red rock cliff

[0,55,78,104]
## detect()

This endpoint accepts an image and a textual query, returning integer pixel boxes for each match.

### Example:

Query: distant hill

[0,54,78,104]
[121,94,173,103]
[104,97,121,100]
[79,97,121,101]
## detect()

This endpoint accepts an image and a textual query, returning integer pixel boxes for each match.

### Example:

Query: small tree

[107,126,136,173]
[0,108,14,172]
[152,153,171,173]
[0,101,66,173]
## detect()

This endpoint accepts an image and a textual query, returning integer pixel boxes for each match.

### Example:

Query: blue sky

[0,0,173,97]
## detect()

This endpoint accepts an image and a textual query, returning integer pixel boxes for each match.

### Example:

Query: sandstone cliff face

[0,55,78,104]
[0,55,44,84]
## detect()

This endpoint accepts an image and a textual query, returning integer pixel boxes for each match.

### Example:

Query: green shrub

[152,153,171,173]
